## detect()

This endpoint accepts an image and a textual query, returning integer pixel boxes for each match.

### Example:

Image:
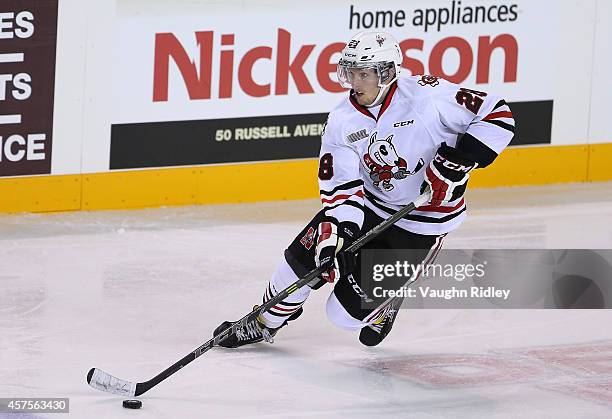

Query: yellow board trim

[0,143,610,213]
[587,143,612,182]
[0,174,81,213]
[469,144,590,187]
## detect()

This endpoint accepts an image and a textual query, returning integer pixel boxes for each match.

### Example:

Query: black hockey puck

[123,399,142,409]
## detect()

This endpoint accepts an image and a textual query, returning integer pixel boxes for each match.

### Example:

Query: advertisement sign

[0,0,58,176]
[111,1,554,169]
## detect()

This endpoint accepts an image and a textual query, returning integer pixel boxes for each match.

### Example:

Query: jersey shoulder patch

[400,75,456,101]
[416,74,442,87]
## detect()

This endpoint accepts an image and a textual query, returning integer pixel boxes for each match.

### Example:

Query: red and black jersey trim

[483,111,513,121]
[323,200,365,212]
[378,82,398,119]
[320,179,365,210]
[482,119,515,133]
[349,94,376,119]
[320,190,364,205]
[320,179,364,196]
[492,99,507,111]
[349,81,398,121]
[481,100,515,133]
[364,189,466,224]
[417,199,465,213]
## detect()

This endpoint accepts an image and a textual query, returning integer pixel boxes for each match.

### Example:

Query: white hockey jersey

[318,74,515,235]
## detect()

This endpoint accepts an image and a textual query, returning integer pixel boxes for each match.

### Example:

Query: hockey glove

[314,220,360,283]
[421,143,477,206]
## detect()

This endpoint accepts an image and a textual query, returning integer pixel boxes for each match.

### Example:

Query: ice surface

[1,182,612,418]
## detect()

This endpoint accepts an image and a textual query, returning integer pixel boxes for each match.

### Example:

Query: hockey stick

[87,190,431,397]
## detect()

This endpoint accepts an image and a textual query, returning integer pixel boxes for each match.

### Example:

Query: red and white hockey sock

[259,259,310,329]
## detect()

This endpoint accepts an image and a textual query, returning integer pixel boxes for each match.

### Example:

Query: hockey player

[215,31,514,347]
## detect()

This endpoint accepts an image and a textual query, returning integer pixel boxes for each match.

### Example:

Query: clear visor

[337,59,394,89]
[337,59,381,89]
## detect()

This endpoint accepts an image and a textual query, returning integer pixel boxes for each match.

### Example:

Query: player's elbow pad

[457,133,499,168]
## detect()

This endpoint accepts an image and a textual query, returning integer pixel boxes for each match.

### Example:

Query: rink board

[0,143,610,213]
[108,101,552,170]
[1,0,611,213]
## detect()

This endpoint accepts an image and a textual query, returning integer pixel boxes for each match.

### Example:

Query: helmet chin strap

[365,71,398,107]
[366,83,392,107]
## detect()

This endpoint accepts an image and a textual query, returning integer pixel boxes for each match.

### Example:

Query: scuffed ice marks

[0,277,46,319]
[102,258,206,298]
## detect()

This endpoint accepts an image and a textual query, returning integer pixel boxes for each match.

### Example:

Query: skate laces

[235,317,275,344]
[235,319,259,340]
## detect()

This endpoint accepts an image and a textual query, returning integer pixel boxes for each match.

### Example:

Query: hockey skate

[213,306,303,348]
[359,299,401,347]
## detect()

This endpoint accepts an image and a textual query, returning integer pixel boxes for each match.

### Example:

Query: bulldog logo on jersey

[363,133,424,191]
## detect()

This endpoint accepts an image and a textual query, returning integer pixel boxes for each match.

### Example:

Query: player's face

[346,68,381,106]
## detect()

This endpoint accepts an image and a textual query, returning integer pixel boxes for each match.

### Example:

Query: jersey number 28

[318,153,334,180]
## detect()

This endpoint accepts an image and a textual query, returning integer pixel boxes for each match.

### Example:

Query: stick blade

[87,368,136,396]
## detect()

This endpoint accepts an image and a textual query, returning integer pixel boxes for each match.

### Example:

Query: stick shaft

[130,192,430,395]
